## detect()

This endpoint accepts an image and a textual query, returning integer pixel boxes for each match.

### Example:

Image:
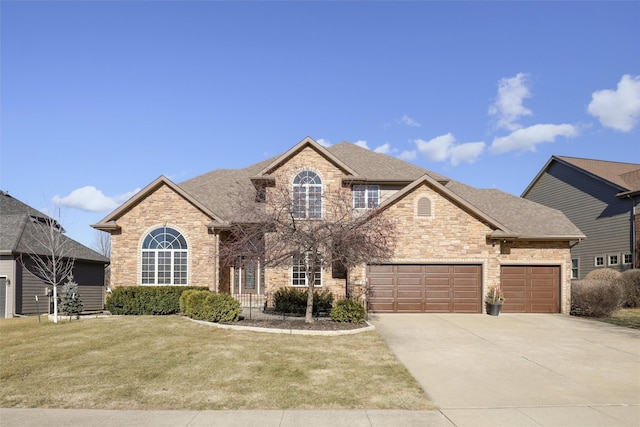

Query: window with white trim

[623,254,632,265]
[353,185,379,209]
[291,254,322,287]
[141,227,188,285]
[292,171,322,219]
[594,256,605,267]
[571,259,579,279]
[608,254,619,266]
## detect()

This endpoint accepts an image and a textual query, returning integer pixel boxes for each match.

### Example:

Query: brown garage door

[367,264,482,313]
[501,266,560,313]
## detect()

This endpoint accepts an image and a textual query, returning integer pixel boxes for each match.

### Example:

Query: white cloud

[53,186,140,212]
[488,73,532,131]
[490,123,579,154]
[398,150,417,161]
[373,143,392,154]
[354,140,370,149]
[587,74,640,132]
[450,142,486,166]
[414,133,456,162]
[397,115,421,127]
[316,138,332,147]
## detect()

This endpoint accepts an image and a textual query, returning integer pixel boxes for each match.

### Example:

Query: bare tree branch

[219,172,396,323]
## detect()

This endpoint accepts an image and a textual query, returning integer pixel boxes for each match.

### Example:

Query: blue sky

[2,1,639,249]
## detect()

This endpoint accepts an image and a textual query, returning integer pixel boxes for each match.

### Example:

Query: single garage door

[367,264,482,313]
[501,266,560,313]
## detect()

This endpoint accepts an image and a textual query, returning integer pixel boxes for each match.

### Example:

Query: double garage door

[367,264,559,313]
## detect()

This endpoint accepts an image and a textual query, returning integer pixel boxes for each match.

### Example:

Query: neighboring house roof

[0,191,109,263]
[522,155,640,197]
[93,138,584,241]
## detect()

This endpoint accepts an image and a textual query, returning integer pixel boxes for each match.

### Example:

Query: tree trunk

[304,252,315,323]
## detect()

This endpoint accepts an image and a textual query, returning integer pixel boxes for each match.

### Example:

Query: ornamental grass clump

[484,285,505,304]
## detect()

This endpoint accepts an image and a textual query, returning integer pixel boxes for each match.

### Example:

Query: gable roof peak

[256,137,358,177]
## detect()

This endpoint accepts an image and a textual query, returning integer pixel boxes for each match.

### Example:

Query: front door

[233,259,262,294]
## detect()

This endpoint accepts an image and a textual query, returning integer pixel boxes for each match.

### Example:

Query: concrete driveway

[371,313,640,426]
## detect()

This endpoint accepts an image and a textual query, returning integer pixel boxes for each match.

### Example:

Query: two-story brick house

[93,137,584,313]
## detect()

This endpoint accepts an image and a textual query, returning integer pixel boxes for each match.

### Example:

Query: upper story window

[292,170,322,219]
[623,254,632,265]
[353,185,379,209]
[141,227,188,285]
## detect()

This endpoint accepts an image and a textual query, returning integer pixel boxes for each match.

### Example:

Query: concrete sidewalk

[0,408,452,426]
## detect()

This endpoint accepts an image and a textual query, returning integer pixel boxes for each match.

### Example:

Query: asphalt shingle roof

[177,141,583,240]
[556,156,640,192]
[0,191,110,263]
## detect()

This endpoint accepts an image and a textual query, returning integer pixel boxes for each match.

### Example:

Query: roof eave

[91,221,121,232]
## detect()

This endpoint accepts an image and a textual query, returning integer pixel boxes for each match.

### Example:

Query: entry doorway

[233,258,264,295]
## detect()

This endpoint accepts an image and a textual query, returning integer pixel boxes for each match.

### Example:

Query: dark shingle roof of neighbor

[179,141,583,240]
[0,191,110,263]
[556,156,640,192]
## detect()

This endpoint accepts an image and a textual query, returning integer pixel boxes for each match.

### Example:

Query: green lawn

[0,316,434,410]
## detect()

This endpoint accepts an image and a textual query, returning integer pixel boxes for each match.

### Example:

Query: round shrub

[617,269,640,308]
[330,299,366,323]
[571,279,622,318]
[584,268,621,282]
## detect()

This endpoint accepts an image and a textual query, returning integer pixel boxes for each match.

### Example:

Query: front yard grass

[599,308,640,330]
[0,316,434,410]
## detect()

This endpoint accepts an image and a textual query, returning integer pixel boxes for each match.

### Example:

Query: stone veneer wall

[110,184,217,290]
[379,182,572,313]
[261,146,352,296]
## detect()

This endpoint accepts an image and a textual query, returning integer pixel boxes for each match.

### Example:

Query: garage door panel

[368,264,481,313]
[501,266,559,313]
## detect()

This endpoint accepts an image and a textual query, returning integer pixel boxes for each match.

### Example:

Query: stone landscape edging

[186,317,375,336]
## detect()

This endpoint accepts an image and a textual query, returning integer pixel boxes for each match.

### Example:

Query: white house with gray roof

[94,137,584,313]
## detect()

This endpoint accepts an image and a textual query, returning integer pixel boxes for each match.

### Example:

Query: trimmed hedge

[180,290,241,323]
[330,299,366,323]
[617,269,640,308]
[273,287,334,315]
[570,279,622,318]
[106,286,208,315]
[584,268,622,282]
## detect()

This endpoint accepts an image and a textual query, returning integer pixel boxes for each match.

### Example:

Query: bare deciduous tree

[219,175,396,323]
[93,230,111,289]
[20,213,75,323]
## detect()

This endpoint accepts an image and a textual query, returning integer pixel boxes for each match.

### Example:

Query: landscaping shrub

[273,287,334,315]
[584,268,621,282]
[106,286,208,315]
[181,291,241,323]
[330,299,366,323]
[571,279,622,318]
[617,269,640,308]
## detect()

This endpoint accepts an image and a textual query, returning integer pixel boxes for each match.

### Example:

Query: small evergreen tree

[60,274,83,320]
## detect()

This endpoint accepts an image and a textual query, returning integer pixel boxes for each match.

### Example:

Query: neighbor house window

[571,259,579,279]
[608,254,619,266]
[292,170,322,219]
[141,227,188,285]
[594,256,604,267]
[623,254,632,265]
[291,253,322,287]
[353,185,379,209]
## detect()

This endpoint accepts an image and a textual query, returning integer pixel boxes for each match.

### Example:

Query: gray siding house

[522,156,640,280]
[0,191,110,318]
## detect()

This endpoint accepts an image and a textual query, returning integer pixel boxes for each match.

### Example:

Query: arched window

[141,227,188,285]
[292,170,322,219]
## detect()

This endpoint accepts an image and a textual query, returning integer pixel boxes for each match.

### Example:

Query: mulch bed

[233,318,368,331]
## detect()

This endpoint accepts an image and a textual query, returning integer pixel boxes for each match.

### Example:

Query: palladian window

[292,170,322,219]
[141,227,188,285]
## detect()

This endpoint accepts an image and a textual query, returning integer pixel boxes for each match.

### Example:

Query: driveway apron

[370,314,640,409]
